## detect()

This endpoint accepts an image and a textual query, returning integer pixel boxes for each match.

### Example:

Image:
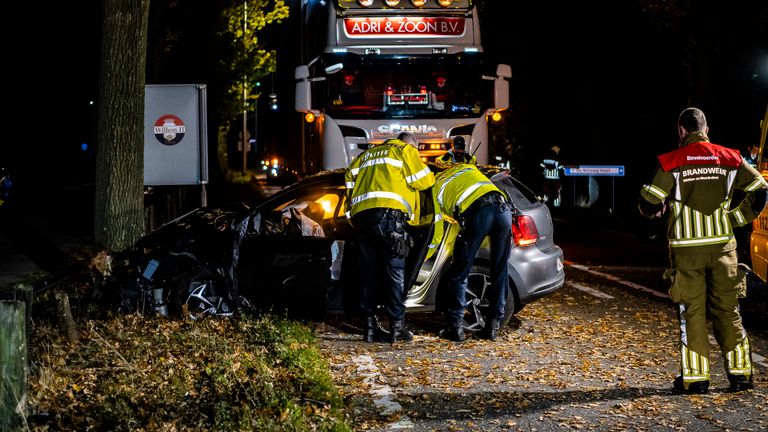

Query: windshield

[316,54,493,120]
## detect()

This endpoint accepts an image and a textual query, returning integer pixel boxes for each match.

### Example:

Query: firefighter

[345,132,435,343]
[540,146,564,207]
[436,136,476,168]
[639,107,768,394]
[432,163,512,342]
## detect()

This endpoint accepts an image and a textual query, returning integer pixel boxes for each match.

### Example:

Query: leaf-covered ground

[14,259,768,431]
[315,270,768,431]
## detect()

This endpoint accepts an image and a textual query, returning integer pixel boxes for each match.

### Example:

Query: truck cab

[294,1,510,171]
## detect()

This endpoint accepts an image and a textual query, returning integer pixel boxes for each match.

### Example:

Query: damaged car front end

[104,205,248,319]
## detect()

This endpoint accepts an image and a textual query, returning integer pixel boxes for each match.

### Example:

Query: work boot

[363,316,390,343]
[439,322,465,342]
[727,374,754,392]
[390,319,413,342]
[673,376,709,394]
[479,318,500,341]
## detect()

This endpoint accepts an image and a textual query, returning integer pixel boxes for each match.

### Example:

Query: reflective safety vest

[345,138,435,223]
[427,164,503,256]
[540,158,562,180]
[435,150,477,168]
[640,134,768,252]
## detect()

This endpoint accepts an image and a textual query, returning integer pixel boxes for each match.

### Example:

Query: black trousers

[352,208,408,320]
[447,193,512,323]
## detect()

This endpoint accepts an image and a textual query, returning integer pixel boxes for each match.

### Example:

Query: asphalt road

[0,202,86,289]
[0,217,41,287]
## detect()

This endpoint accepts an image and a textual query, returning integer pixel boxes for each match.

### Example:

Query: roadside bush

[26,313,350,431]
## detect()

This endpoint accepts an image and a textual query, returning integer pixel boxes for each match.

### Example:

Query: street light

[300,0,307,173]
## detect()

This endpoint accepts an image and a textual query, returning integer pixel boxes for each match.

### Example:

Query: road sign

[564,165,625,177]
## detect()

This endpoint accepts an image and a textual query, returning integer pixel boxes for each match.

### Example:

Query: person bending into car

[345,132,435,343]
[639,107,767,394]
[432,163,512,342]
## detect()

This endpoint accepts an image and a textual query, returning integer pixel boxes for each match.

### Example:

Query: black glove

[454,206,466,230]
[390,231,414,259]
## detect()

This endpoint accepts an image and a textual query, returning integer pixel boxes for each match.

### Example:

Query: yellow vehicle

[748,105,768,282]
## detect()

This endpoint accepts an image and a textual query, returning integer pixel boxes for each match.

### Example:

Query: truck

[748,105,768,282]
[294,0,510,170]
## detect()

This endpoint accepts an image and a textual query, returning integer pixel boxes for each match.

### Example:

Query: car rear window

[490,173,539,210]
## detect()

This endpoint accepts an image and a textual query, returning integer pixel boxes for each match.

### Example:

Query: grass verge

[25,313,350,431]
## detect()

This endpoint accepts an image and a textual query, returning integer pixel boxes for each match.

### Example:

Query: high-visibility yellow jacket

[435,150,477,169]
[345,138,435,224]
[427,164,503,257]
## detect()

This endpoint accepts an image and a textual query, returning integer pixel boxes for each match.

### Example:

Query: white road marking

[566,280,615,299]
[566,261,670,299]
[352,355,414,430]
[754,353,768,369]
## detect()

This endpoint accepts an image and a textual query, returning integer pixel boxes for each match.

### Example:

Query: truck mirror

[295,65,312,113]
[325,63,344,75]
[496,64,512,79]
[296,80,311,113]
[295,65,310,80]
[494,78,509,111]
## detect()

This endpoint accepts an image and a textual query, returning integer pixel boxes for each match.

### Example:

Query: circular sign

[153,114,186,145]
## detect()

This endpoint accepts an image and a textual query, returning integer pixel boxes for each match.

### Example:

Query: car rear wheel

[462,264,516,332]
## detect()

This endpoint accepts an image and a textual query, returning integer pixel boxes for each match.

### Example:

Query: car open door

[237,184,346,319]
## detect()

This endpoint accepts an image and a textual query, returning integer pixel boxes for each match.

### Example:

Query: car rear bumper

[508,245,565,304]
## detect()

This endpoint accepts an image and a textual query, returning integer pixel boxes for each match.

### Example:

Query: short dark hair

[678,107,707,133]
[397,132,417,146]
[453,136,465,150]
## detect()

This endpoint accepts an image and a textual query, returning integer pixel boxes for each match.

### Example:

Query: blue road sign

[564,165,625,177]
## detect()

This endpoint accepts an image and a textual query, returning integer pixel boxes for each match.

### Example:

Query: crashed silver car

[112,167,564,331]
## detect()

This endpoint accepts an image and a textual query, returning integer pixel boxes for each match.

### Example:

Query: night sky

[10,1,768,215]
[480,1,767,209]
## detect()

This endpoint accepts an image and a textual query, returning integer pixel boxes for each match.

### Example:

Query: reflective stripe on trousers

[724,336,753,377]
[678,303,710,383]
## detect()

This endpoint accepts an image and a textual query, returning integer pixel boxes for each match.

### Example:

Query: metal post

[197,84,209,207]
[254,95,258,159]
[300,0,307,174]
[242,1,249,174]
[242,84,247,174]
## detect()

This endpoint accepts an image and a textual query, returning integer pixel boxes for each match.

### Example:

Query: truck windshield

[317,54,492,120]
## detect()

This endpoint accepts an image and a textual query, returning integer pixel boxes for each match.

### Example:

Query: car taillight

[511,215,538,246]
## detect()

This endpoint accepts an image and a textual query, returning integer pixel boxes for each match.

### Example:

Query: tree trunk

[94,0,151,251]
